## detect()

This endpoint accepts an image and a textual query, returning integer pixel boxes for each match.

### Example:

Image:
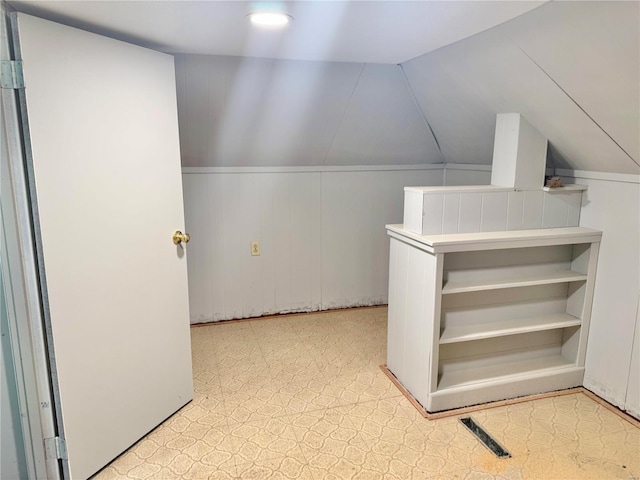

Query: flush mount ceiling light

[248,12,292,27]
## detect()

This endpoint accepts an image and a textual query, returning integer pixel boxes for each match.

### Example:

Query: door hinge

[1,60,25,89]
[44,436,67,460]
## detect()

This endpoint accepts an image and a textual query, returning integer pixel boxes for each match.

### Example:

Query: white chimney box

[490,113,548,190]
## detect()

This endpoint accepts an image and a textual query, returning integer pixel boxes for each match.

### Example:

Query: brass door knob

[173,231,190,245]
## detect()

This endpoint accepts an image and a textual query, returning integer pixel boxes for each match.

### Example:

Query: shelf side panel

[571,243,592,275]
[430,253,444,394]
[386,238,406,376]
[565,281,587,319]
[561,326,581,364]
[575,242,601,367]
[386,238,439,408]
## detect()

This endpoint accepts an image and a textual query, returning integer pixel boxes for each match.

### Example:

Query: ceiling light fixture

[248,12,292,27]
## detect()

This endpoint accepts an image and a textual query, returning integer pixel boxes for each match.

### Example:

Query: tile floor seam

[225,386,401,424]
[282,413,316,477]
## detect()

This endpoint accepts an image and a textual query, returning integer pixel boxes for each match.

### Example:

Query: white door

[13,13,193,479]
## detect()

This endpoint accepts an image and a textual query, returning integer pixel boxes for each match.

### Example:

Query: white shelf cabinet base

[429,366,584,413]
[386,225,601,412]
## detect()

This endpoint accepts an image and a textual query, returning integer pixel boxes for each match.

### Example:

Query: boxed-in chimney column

[490,113,548,190]
[402,113,584,235]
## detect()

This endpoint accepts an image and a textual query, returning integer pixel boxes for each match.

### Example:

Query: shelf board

[439,313,581,344]
[437,354,574,391]
[386,225,602,255]
[542,184,588,193]
[442,270,587,294]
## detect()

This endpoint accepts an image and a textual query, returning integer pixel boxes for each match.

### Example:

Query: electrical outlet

[250,241,260,256]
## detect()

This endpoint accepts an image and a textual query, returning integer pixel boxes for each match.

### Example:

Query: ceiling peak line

[518,46,639,169]
[320,62,366,166]
[398,63,446,165]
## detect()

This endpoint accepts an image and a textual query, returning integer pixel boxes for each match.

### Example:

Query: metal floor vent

[460,417,511,458]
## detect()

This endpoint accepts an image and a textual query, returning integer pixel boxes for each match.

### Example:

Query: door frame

[1,4,65,479]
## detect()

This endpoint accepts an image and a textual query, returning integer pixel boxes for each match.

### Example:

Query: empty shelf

[442,270,587,294]
[439,313,582,344]
[437,354,575,391]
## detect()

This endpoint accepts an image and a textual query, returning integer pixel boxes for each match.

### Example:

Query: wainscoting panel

[183,167,442,323]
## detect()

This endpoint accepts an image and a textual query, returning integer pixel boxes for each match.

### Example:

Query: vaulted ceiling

[8,1,639,174]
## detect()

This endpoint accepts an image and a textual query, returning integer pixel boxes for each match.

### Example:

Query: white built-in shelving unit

[386,225,602,412]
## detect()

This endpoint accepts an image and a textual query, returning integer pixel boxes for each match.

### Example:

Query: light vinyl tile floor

[93,307,639,480]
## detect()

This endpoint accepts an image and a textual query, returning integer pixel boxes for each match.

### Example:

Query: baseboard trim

[380,364,640,426]
[190,304,388,327]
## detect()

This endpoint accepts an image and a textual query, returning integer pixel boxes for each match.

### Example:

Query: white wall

[182,166,442,323]
[444,164,491,186]
[558,170,640,417]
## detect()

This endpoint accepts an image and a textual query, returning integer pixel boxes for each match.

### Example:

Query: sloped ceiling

[177,55,363,167]
[176,55,441,167]
[402,1,639,174]
[311,63,441,165]
[9,1,639,173]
